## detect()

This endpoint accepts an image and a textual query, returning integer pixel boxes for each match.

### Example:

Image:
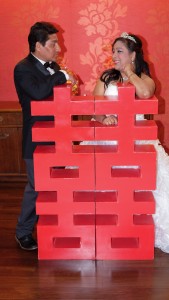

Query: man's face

[35,33,61,62]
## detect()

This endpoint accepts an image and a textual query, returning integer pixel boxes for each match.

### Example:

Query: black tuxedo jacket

[14,54,67,159]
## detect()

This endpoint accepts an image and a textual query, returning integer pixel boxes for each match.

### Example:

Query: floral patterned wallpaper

[0,0,169,149]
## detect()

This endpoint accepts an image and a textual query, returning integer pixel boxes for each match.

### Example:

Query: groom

[14,21,71,250]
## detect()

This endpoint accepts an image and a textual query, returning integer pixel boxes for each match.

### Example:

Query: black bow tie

[44,61,55,69]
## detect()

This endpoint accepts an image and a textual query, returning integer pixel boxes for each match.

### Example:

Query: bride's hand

[102,115,117,125]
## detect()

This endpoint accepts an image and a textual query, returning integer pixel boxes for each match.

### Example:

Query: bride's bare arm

[93,79,105,95]
[122,63,155,98]
[127,73,155,98]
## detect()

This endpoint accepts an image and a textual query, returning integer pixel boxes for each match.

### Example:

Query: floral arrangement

[64,67,79,96]
[57,57,79,95]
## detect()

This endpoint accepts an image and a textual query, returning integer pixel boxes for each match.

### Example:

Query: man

[14,21,71,250]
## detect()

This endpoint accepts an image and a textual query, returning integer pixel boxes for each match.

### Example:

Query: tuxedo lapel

[27,54,50,76]
[35,60,50,75]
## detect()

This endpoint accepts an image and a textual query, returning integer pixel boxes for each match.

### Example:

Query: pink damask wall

[0,0,169,149]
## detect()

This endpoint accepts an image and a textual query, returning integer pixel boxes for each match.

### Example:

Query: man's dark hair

[28,21,58,52]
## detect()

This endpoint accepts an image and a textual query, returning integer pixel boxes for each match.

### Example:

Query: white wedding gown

[81,83,169,254]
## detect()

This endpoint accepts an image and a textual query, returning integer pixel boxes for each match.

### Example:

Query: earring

[131,60,134,64]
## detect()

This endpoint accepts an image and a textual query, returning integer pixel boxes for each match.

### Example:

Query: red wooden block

[96,218,154,260]
[33,146,95,191]
[30,85,158,260]
[37,215,95,260]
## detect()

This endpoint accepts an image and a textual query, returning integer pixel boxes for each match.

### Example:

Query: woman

[93,32,155,125]
[84,32,169,254]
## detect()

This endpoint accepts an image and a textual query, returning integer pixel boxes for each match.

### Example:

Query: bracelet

[128,73,135,80]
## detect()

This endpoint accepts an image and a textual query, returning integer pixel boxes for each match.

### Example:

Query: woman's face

[112,40,134,72]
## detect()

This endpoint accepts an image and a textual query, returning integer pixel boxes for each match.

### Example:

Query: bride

[82,32,169,254]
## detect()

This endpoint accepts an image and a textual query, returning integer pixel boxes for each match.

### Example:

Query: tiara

[120,32,136,43]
